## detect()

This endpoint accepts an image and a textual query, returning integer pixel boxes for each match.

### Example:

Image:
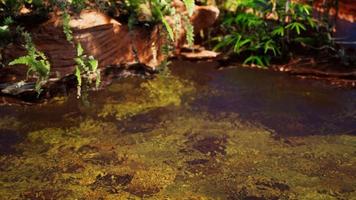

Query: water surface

[0,60,355,199]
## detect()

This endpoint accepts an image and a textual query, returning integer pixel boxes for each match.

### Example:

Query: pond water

[0,60,355,199]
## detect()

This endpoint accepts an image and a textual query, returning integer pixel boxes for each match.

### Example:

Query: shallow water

[0,60,355,199]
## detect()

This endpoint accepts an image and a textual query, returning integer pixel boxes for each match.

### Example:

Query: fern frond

[8,56,32,66]
[184,16,194,47]
[183,0,195,17]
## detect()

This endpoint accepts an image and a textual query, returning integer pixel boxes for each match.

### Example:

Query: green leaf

[286,22,306,35]
[9,56,31,66]
[213,35,235,51]
[95,70,101,88]
[88,57,98,71]
[263,40,279,56]
[271,26,285,37]
[77,43,84,57]
[243,55,266,68]
[183,0,195,17]
[293,37,314,46]
[75,66,82,87]
[306,17,317,29]
[161,17,174,41]
[233,35,251,54]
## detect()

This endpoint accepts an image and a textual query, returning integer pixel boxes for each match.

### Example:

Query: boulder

[1,3,220,81]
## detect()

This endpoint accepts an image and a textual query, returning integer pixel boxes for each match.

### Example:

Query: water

[0,60,355,199]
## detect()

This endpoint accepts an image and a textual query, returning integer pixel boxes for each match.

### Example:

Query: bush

[213,0,329,67]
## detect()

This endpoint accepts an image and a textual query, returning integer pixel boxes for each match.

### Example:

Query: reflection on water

[0,60,355,199]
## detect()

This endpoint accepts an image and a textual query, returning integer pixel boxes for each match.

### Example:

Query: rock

[2,3,220,79]
[181,49,220,59]
[191,6,220,34]
[0,81,36,95]
[314,0,356,23]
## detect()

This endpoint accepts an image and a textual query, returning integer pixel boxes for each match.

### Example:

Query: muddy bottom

[0,60,355,199]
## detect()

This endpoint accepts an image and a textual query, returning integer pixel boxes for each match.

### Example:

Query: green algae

[0,66,355,199]
[0,109,355,199]
[99,73,194,120]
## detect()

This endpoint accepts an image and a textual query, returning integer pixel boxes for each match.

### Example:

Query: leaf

[285,22,306,35]
[306,17,317,29]
[77,43,84,57]
[161,17,174,41]
[9,56,31,66]
[233,35,251,54]
[88,57,98,71]
[243,55,266,67]
[183,0,195,17]
[213,35,235,51]
[75,66,82,87]
[271,26,285,37]
[185,19,194,47]
[74,57,85,68]
[95,70,101,88]
[293,37,314,46]
[62,12,73,42]
[263,40,279,56]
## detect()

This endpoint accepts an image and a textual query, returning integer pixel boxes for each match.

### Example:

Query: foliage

[214,0,328,67]
[0,0,23,15]
[0,16,13,45]
[123,0,195,45]
[62,11,73,43]
[74,43,101,98]
[58,7,101,99]
[8,31,50,94]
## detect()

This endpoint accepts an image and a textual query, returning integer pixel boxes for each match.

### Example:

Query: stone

[1,2,220,81]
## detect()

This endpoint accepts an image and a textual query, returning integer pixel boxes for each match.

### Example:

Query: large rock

[1,4,220,81]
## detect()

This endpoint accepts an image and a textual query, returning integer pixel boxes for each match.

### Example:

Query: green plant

[0,0,23,15]
[0,16,13,45]
[8,31,50,94]
[74,43,100,98]
[71,0,86,12]
[214,0,327,67]
[62,11,73,43]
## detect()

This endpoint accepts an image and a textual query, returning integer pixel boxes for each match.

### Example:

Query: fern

[74,43,101,98]
[184,16,194,47]
[9,31,50,95]
[183,0,195,17]
[150,1,175,41]
[161,17,175,41]
[62,11,73,43]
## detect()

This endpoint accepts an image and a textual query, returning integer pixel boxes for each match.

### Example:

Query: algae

[0,67,355,199]
[99,73,194,120]
[0,110,355,199]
